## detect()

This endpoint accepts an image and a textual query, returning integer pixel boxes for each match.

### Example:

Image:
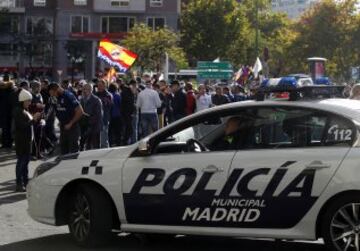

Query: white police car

[28,90,360,251]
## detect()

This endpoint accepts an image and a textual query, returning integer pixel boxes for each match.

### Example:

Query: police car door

[225,106,354,229]
[122,112,237,228]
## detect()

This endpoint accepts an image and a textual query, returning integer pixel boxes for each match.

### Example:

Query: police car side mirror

[138,140,151,156]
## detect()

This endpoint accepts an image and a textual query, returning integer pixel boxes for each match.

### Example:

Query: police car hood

[59,145,136,161]
[77,149,113,159]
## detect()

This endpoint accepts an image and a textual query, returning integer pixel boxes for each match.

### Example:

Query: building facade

[0,0,181,80]
[271,0,319,19]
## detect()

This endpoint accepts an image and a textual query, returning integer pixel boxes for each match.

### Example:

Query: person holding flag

[96,40,138,145]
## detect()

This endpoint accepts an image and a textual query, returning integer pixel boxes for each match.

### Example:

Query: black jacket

[212,94,229,106]
[172,89,187,116]
[120,85,135,116]
[13,106,33,155]
[80,94,103,133]
[0,84,16,125]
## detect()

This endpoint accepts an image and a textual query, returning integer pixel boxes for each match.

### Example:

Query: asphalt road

[0,149,326,251]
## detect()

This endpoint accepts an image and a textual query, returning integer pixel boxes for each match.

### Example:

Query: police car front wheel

[68,184,113,247]
[322,194,360,251]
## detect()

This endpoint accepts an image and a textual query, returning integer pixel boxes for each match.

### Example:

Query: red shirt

[186,91,196,115]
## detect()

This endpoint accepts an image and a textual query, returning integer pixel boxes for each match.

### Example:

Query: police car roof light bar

[256,85,346,101]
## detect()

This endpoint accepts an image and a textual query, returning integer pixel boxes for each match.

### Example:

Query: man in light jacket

[136,81,162,138]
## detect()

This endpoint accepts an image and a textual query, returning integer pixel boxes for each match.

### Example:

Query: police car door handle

[306,161,331,170]
[203,165,224,173]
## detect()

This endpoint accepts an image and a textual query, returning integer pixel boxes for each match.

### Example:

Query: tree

[289,0,359,80]
[260,12,296,76]
[122,24,188,72]
[180,0,251,66]
[241,0,296,76]
[180,0,295,75]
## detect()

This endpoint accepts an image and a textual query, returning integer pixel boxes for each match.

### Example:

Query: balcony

[0,0,25,13]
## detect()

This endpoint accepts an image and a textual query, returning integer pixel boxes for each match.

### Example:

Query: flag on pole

[158,73,165,81]
[97,39,138,73]
[253,57,263,79]
[234,68,243,82]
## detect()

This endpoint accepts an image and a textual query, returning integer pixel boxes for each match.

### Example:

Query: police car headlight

[33,160,60,178]
[33,153,79,178]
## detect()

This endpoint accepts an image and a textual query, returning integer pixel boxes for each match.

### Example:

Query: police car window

[325,116,354,146]
[171,118,225,143]
[250,108,329,149]
[153,115,229,154]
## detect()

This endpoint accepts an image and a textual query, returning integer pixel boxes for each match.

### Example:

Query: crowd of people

[0,73,254,192]
[7,68,360,192]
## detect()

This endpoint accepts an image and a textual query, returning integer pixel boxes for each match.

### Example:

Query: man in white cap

[13,89,42,192]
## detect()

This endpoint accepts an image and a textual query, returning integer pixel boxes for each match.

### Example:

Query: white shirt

[136,87,162,114]
[196,94,212,112]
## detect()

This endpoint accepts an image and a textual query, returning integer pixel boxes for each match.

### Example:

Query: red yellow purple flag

[97,39,138,73]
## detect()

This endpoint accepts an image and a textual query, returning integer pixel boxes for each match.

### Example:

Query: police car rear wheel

[322,195,360,251]
[68,185,113,247]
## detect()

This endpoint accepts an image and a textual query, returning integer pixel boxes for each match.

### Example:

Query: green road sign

[197,61,233,80]
[197,61,233,70]
[197,61,234,79]
[197,71,233,79]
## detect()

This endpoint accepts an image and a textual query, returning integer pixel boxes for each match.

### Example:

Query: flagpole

[108,67,114,84]
[255,0,259,58]
[164,52,169,82]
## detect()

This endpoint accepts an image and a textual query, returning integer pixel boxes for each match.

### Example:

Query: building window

[147,17,165,30]
[101,16,135,33]
[0,0,23,8]
[0,16,19,34]
[74,0,87,5]
[111,0,129,7]
[71,16,90,33]
[31,42,52,66]
[150,0,163,7]
[0,44,18,64]
[33,0,46,7]
[26,17,53,35]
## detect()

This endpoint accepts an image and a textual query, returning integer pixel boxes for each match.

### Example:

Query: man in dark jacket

[80,82,103,150]
[212,86,229,106]
[171,80,187,121]
[13,89,41,192]
[41,79,57,146]
[120,80,136,145]
[48,83,84,155]
[233,85,247,102]
[0,75,16,148]
[108,83,122,147]
[29,81,46,159]
[95,79,113,148]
